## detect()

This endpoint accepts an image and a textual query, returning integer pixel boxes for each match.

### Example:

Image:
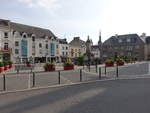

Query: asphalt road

[0,62,149,92]
[1,78,150,113]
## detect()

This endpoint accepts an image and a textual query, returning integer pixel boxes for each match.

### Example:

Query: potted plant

[26,61,31,67]
[8,61,13,68]
[105,59,114,67]
[64,61,74,70]
[3,62,9,70]
[44,62,55,72]
[0,62,4,73]
[116,58,124,66]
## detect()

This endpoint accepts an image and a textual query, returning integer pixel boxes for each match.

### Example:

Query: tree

[77,56,84,66]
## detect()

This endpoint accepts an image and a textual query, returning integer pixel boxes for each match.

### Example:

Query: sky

[0,0,150,44]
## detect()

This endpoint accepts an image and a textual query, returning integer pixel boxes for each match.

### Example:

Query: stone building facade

[58,38,69,62]
[69,37,86,59]
[102,34,145,61]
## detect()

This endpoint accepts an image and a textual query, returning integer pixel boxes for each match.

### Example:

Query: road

[0,62,149,91]
[1,78,150,113]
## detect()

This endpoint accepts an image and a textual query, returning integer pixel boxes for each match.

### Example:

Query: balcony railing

[0,48,12,52]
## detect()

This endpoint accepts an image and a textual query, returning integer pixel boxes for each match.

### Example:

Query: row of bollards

[95,65,119,78]
[1,65,119,91]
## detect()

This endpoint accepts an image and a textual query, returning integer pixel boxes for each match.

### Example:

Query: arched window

[39,43,42,48]
[23,34,27,38]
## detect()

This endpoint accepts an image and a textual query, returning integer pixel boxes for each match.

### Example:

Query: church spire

[98,30,102,45]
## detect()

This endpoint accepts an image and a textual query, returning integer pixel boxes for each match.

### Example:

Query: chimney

[74,37,80,40]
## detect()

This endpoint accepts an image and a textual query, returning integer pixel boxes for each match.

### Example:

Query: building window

[127,38,131,42]
[135,45,139,49]
[15,41,19,46]
[23,35,26,38]
[62,46,64,50]
[56,45,59,49]
[66,52,68,56]
[79,49,81,52]
[127,52,132,56]
[46,44,48,49]
[4,43,8,49]
[15,49,19,54]
[32,36,35,41]
[66,47,68,50]
[75,53,77,57]
[39,49,42,54]
[62,52,65,56]
[4,32,8,38]
[118,39,122,43]
[39,43,42,48]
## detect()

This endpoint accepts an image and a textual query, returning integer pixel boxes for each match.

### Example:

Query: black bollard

[80,69,82,82]
[3,74,6,91]
[32,72,35,87]
[105,66,106,75]
[99,67,101,80]
[116,65,119,78]
[58,71,60,84]
[95,64,97,73]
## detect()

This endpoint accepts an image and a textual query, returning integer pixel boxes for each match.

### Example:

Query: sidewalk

[2,61,144,75]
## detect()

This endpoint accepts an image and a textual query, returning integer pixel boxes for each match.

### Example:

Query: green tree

[77,56,84,66]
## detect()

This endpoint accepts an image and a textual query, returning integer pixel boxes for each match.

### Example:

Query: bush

[3,62,8,66]
[8,61,13,65]
[116,57,124,62]
[0,62,4,67]
[44,62,55,69]
[105,58,114,64]
[64,61,74,66]
[77,56,84,66]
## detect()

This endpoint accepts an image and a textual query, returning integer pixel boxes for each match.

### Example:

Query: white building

[58,39,70,62]
[0,19,59,63]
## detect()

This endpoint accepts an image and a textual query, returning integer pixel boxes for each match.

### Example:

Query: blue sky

[1,0,150,44]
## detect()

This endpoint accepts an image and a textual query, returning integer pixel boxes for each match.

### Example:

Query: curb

[0,76,150,95]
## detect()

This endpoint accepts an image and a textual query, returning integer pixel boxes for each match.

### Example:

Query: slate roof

[0,19,56,39]
[58,39,68,44]
[103,34,144,45]
[10,22,56,38]
[69,37,85,47]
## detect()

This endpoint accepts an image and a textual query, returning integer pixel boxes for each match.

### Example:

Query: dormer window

[23,34,27,38]
[4,32,8,38]
[32,36,35,41]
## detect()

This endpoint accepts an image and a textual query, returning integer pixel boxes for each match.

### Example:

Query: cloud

[17,0,61,9]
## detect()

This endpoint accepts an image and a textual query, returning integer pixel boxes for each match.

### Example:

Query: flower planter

[9,64,12,69]
[0,67,4,73]
[117,62,124,66]
[27,64,31,67]
[45,67,55,72]
[105,63,114,67]
[64,65,74,70]
[4,65,9,70]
